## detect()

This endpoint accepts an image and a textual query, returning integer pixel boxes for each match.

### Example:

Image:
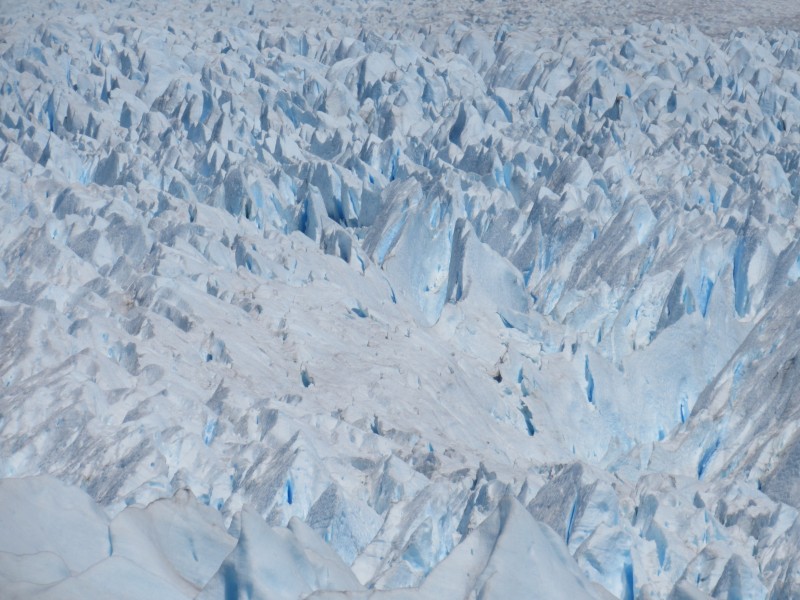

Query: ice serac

[0,476,194,600]
[313,496,609,600]
[108,489,237,592]
[0,476,110,574]
[198,507,363,600]
[26,556,193,600]
[648,282,800,528]
[417,496,604,600]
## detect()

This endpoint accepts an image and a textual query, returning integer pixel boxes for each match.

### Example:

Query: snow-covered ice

[3,0,800,597]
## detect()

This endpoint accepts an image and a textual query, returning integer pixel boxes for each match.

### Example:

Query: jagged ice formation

[3,1,800,598]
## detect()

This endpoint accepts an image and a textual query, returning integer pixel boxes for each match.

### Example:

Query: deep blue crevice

[699,275,714,317]
[623,562,635,600]
[584,356,595,404]
[697,438,720,479]
[565,496,578,545]
[733,238,750,317]
[498,313,514,329]
[223,563,239,600]
[518,402,535,436]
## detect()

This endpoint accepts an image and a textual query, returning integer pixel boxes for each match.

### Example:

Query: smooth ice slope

[3,0,800,598]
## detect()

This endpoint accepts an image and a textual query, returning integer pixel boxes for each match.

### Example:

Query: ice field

[3,0,800,597]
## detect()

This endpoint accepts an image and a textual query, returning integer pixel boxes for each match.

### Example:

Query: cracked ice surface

[3,0,800,598]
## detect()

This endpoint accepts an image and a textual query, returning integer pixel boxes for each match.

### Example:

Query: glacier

[2,0,800,598]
